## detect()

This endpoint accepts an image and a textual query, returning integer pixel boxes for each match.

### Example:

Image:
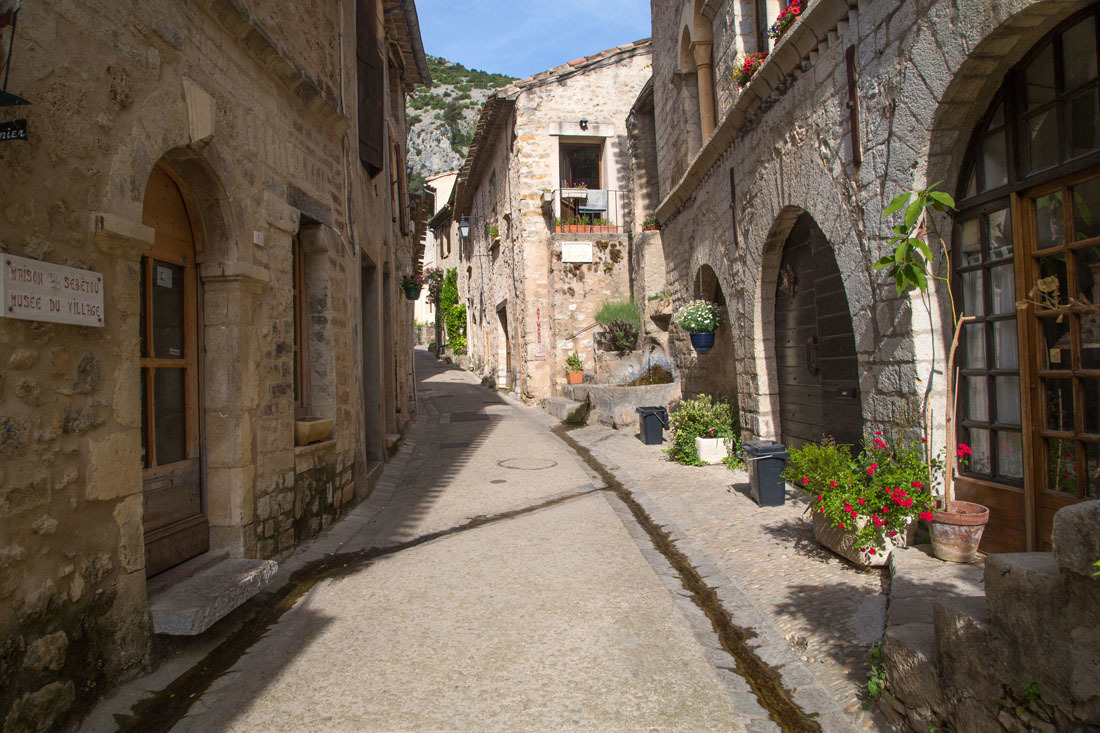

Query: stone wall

[0,1,422,729]
[648,0,1080,442]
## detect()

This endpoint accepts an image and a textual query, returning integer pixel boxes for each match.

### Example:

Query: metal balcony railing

[548,188,625,234]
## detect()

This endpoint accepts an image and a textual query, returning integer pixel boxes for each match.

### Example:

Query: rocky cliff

[407,56,515,177]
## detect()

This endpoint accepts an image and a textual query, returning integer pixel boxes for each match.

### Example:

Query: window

[755,0,771,53]
[356,0,384,177]
[292,234,308,414]
[560,142,602,189]
[953,6,1100,548]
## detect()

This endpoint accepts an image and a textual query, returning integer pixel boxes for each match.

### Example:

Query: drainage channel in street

[551,424,821,733]
[115,486,603,733]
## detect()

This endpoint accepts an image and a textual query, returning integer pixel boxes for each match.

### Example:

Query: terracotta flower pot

[928,500,989,563]
[566,370,584,385]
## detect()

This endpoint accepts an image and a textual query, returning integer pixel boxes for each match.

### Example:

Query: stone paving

[559,420,889,731]
[83,350,885,732]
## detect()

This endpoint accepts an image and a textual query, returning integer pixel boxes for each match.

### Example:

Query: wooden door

[140,166,206,577]
[775,214,863,449]
[1022,168,1100,547]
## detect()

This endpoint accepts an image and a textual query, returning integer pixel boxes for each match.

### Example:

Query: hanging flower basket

[675,300,724,352]
[400,274,424,300]
[689,331,716,352]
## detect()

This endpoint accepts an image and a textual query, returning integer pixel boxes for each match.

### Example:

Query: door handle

[806,335,820,375]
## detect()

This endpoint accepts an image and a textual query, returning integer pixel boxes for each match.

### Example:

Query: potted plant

[541,188,555,204]
[642,215,660,232]
[674,300,724,352]
[875,185,990,562]
[731,51,768,88]
[666,395,739,466]
[400,273,423,300]
[767,0,805,41]
[565,352,584,385]
[783,432,936,567]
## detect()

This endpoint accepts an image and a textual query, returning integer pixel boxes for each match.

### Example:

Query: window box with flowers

[767,0,805,42]
[783,434,937,568]
[731,52,768,88]
[560,181,588,199]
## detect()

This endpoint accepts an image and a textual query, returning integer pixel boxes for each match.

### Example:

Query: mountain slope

[407,56,516,178]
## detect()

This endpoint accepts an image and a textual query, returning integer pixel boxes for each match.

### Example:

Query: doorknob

[806,335,820,375]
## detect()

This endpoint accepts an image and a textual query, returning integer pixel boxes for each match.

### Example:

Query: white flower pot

[694,436,730,464]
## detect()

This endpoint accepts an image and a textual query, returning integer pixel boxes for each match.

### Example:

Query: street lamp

[459,216,471,239]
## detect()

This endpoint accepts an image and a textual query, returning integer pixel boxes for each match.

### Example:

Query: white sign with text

[561,241,593,263]
[1,253,105,327]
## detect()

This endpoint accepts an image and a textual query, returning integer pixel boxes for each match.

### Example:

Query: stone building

[451,41,653,398]
[0,1,428,729]
[643,0,1100,556]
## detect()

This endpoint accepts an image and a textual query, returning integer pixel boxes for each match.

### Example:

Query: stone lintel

[182,77,215,148]
[548,120,615,137]
[200,260,270,292]
[90,212,155,257]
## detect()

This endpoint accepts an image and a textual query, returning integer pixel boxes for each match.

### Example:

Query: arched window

[954,6,1100,549]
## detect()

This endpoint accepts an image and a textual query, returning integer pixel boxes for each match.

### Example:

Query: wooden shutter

[356,0,384,177]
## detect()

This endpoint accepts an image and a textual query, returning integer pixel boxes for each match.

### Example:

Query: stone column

[693,41,716,140]
[199,261,269,557]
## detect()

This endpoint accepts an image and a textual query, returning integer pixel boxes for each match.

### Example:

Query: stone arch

[754,207,864,448]
[922,1,1090,196]
[681,263,739,409]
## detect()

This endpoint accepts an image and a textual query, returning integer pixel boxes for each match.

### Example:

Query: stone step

[540,396,586,422]
[148,557,279,635]
[883,622,944,712]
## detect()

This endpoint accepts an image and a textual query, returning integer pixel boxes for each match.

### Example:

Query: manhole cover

[490,479,506,484]
[497,458,558,471]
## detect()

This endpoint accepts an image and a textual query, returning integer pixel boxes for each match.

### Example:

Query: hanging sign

[0,118,25,141]
[1,253,105,326]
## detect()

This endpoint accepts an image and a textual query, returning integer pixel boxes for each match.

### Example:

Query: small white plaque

[561,241,593,263]
[1,253,105,327]
[156,265,173,289]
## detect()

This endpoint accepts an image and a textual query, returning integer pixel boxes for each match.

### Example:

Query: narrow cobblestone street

[81,348,887,732]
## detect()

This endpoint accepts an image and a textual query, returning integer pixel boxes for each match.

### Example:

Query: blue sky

[415,0,652,80]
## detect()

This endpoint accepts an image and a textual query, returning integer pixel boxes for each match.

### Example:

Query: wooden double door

[140,166,207,577]
[774,213,863,450]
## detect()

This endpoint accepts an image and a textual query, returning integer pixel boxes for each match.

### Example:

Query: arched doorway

[952,5,1100,551]
[773,212,862,449]
[140,165,206,577]
[684,265,738,408]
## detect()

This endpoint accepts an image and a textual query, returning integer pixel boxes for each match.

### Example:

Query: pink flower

[875,430,882,436]
[868,548,876,555]
[919,511,934,522]
[837,522,845,529]
[872,514,885,527]
[801,477,810,485]
[817,494,823,502]
[829,480,838,488]
[857,498,866,505]
[887,530,898,536]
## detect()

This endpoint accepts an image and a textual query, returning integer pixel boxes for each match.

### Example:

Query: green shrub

[439,268,466,352]
[666,395,739,466]
[595,299,640,355]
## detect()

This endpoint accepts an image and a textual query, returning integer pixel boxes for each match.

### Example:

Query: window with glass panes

[955,7,1100,522]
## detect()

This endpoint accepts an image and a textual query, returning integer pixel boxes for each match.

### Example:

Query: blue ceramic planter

[689,331,715,352]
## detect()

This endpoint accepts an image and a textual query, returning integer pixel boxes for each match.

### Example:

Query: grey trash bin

[636,406,669,445]
[742,440,790,506]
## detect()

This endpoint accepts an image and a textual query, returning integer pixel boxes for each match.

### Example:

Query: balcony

[547,188,626,234]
